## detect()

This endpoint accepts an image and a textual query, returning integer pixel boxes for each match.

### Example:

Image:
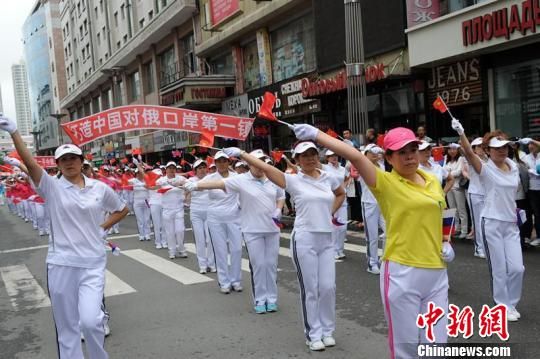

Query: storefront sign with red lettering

[462,0,540,47]
[191,87,227,99]
[61,105,254,146]
[210,0,240,26]
[35,156,56,168]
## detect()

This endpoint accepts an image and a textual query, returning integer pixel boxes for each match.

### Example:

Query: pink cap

[383,127,421,151]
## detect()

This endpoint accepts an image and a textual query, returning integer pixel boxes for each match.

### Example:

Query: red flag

[432,146,445,162]
[144,171,160,187]
[109,158,116,165]
[0,164,13,173]
[199,131,214,147]
[85,153,93,160]
[326,128,339,138]
[132,148,142,155]
[376,134,385,148]
[180,159,187,166]
[121,158,128,164]
[157,187,172,194]
[258,92,277,121]
[433,96,448,113]
[271,150,284,163]
[206,156,214,166]
[7,151,21,160]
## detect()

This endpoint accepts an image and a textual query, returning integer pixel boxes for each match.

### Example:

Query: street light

[29,130,42,155]
[50,113,68,146]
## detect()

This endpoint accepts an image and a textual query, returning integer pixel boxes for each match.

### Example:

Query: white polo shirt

[323,163,348,209]
[419,161,448,185]
[285,170,341,233]
[445,156,465,189]
[466,158,486,196]
[360,162,385,203]
[37,171,125,269]
[129,178,149,202]
[524,152,540,191]
[188,176,209,212]
[156,175,187,210]
[204,171,240,223]
[223,172,285,233]
[480,159,519,222]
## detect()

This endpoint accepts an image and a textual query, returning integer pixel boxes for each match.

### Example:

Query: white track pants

[30,201,37,228]
[207,222,242,289]
[133,200,151,239]
[35,203,47,233]
[291,231,335,342]
[150,204,164,246]
[380,260,448,359]
[244,232,280,306]
[332,205,348,256]
[467,193,485,256]
[47,263,108,359]
[481,218,524,308]
[190,210,215,270]
[23,200,31,220]
[362,201,386,270]
[162,207,185,257]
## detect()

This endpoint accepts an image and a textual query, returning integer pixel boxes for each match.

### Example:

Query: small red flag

[433,96,448,113]
[376,134,385,148]
[199,131,215,147]
[432,146,445,162]
[121,158,128,164]
[257,92,277,121]
[85,153,93,160]
[7,151,21,160]
[271,150,284,163]
[132,148,142,155]
[144,171,160,187]
[157,187,172,194]
[326,128,339,138]
[206,156,214,166]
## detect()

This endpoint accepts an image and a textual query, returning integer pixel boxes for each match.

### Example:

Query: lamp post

[50,113,68,146]
[29,130,42,155]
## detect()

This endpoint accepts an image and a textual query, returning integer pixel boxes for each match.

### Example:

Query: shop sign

[222,94,249,117]
[280,79,320,118]
[161,88,184,106]
[257,29,273,86]
[210,0,240,26]
[191,87,227,100]
[462,0,540,47]
[407,0,440,28]
[175,131,189,148]
[427,58,482,106]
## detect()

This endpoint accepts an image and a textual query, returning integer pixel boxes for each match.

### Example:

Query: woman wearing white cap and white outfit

[146,168,166,249]
[185,159,216,273]
[418,141,454,189]
[186,149,285,313]
[322,149,348,260]
[358,144,387,274]
[452,120,524,321]
[200,151,243,294]
[0,116,128,359]
[462,138,487,258]
[128,168,151,241]
[222,142,345,351]
[156,161,188,259]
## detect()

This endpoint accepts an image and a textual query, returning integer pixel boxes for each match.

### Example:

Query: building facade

[22,0,68,154]
[406,0,540,139]
[11,61,33,137]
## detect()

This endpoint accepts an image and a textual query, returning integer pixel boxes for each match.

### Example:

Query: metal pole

[344,0,368,144]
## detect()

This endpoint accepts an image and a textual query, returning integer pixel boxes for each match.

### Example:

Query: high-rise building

[11,61,32,136]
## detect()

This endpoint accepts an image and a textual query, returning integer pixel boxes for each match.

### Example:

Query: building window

[86,44,90,58]
[97,32,101,45]
[148,10,154,20]
[117,41,121,49]
[100,0,103,13]
[182,33,195,75]
[144,62,155,93]
[139,18,145,28]
[161,0,167,7]
[51,62,55,73]
[121,4,125,19]
[129,71,141,101]
[209,53,233,75]
[271,15,316,82]
[95,6,98,17]
[243,41,260,90]
[123,34,128,44]
[159,47,177,87]
[114,12,118,27]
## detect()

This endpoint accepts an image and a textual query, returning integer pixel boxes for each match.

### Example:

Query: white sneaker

[220,287,231,294]
[524,237,532,244]
[139,237,144,241]
[155,244,163,249]
[199,268,207,274]
[337,252,346,259]
[507,310,519,322]
[209,267,217,273]
[113,228,120,234]
[322,336,336,347]
[367,267,380,275]
[169,255,175,259]
[232,283,243,292]
[162,244,168,249]
[510,307,521,319]
[306,340,325,351]
[38,231,45,236]
[177,251,188,258]
[474,252,486,259]
[530,238,540,247]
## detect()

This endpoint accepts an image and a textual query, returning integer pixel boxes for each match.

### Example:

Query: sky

[0,0,37,120]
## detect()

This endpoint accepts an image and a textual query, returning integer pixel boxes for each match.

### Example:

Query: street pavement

[1,205,540,358]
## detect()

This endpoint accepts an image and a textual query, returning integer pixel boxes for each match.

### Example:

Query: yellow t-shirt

[369,168,446,269]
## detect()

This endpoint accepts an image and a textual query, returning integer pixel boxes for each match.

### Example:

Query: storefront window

[382,87,415,118]
[209,53,233,75]
[243,41,260,90]
[271,15,316,82]
[495,59,540,137]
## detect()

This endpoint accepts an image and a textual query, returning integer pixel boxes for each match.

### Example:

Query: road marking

[122,249,213,285]
[183,243,252,272]
[279,232,383,256]
[104,270,137,297]
[0,264,51,310]
[0,245,49,254]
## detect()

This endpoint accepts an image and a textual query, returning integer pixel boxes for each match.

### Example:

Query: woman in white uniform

[156,161,188,259]
[146,168,165,249]
[444,145,468,239]
[223,142,345,351]
[186,150,285,314]
[0,116,128,359]
[418,141,454,190]
[452,120,524,321]
[129,168,151,241]
[203,151,243,294]
[186,159,216,273]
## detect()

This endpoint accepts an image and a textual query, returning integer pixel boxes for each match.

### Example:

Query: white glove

[183,181,198,192]
[223,147,242,158]
[519,138,533,145]
[451,118,464,136]
[4,157,21,167]
[0,116,17,134]
[292,124,319,141]
[132,157,139,166]
[442,242,455,263]
[272,208,282,221]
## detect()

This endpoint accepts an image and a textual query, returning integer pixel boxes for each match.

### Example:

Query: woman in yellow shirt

[291,124,454,359]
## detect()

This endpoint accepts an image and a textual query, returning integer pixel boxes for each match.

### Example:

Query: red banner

[61,105,255,146]
[210,0,240,26]
[35,156,56,168]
